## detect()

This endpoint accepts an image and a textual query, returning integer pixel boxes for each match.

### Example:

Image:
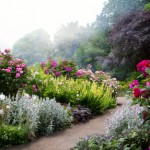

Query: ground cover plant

[0,95,72,147]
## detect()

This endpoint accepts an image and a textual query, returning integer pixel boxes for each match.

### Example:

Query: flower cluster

[41,59,77,78]
[137,60,150,77]
[75,67,121,97]
[0,49,28,97]
[129,60,150,122]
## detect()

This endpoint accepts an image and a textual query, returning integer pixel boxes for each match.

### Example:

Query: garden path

[7,97,128,150]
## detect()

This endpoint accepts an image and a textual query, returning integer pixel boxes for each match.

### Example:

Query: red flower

[137,60,150,77]
[134,88,142,98]
[142,110,148,120]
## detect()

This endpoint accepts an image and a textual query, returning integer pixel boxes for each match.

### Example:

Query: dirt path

[6,97,129,150]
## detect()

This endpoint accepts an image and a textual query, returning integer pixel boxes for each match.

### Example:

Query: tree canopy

[12,29,53,66]
[103,10,150,79]
[53,22,93,60]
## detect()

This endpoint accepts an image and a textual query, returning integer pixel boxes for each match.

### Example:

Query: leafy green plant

[0,124,28,148]
[144,3,150,11]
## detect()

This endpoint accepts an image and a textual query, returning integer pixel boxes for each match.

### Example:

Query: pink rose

[16,73,20,78]
[146,82,150,86]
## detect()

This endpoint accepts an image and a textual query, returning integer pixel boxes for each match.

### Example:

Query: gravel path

[6,97,128,150]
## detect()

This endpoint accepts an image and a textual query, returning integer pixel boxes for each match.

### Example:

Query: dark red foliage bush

[106,10,150,79]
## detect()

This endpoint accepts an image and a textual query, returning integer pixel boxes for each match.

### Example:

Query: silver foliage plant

[105,101,143,136]
[4,95,72,138]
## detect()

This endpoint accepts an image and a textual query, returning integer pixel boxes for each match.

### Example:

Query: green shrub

[25,68,116,114]
[0,124,28,148]
[144,3,150,11]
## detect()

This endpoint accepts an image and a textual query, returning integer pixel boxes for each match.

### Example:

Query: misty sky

[0,0,106,50]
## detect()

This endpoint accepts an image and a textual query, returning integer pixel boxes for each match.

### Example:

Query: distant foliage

[53,22,93,60]
[12,29,53,66]
[74,31,111,70]
[144,3,150,11]
[105,10,150,79]
[95,0,149,29]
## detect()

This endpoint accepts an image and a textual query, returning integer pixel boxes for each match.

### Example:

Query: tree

[53,22,93,60]
[12,29,53,66]
[74,30,111,70]
[104,10,150,80]
[94,0,149,30]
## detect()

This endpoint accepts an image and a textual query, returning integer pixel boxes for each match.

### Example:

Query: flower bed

[0,95,72,147]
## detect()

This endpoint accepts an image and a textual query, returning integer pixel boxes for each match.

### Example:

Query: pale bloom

[0,94,5,100]
[6,105,10,109]
[0,109,4,115]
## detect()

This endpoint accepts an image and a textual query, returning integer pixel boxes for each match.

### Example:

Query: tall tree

[103,10,150,80]
[12,29,53,65]
[94,0,150,29]
[53,22,93,60]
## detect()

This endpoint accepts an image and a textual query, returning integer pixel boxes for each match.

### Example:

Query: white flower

[0,109,4,115]
[0,94,5,100]
[6,105,10,109]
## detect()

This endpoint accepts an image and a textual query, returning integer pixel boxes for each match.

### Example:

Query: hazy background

[0,0,106,50]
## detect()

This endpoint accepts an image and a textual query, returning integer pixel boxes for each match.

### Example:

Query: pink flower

[16,64,21,68]
[146,82,150,86]
[16,68,22,71]
[8,61,13,65]
[51,60,57,67]
[4,49,10,53]
[129,80,139,89]
[134,88,142,98]
[20,71,23,74]
[55,72,61,77]
[8,67,12,70]
[33,84,37,92]
[21,64,26,68]
[129,84,134,89]
[5,68,11,73]
[16,73,20,78]
[75,71,82,76]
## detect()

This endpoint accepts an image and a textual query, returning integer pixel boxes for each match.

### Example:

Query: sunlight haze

[0,0,106,50]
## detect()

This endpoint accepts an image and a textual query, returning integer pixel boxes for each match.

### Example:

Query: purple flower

[65,67,73,72]
[55,72,61,77]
